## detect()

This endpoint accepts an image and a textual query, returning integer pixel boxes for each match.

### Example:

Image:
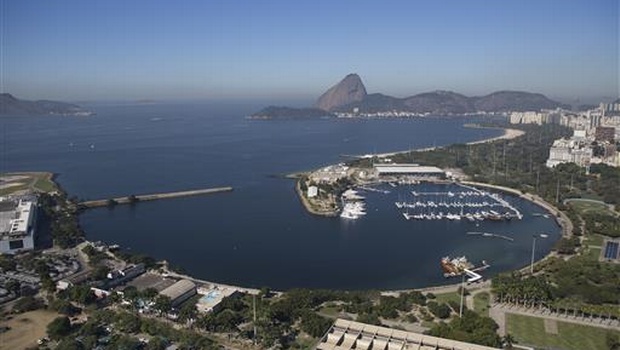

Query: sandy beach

[371,126,525,158]
[465,126,525,146]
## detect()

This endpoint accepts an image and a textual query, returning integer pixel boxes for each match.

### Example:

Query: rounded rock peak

[316,74,367,112]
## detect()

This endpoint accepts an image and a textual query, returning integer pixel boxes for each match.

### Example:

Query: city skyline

[1,0,618,103]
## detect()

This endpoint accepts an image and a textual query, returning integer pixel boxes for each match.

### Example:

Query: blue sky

[1,0,618,102]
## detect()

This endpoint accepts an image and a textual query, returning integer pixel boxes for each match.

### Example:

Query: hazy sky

[1,0,618,102]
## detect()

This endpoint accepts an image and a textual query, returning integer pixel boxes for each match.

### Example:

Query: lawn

[473,292,490,316]
[583,247,601,261]
[506,313,611,350]
[32,173,58,193]
[0,172,58,195]
[433,291,461,306]
[568,199,615,216]
[318,305,342,318]
[584,234,605,247]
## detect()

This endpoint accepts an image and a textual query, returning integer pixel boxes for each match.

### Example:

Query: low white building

[0,199,37,254]
[373,163,445,177]
[307,186,318,198]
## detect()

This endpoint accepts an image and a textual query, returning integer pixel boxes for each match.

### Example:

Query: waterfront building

[106,263,146,287]
[309,164,350,184]
[316,319,497,350]
[196,286,240,313]
[159,279,197,307]
[373,163,445,178]
[0,198,37,254]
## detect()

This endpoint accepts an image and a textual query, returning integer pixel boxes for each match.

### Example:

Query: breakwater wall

[80,187,233,208]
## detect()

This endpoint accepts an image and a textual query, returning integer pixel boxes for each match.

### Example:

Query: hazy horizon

[2,0,618,103]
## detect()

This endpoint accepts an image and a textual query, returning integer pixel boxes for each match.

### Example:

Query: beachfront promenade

[80,186,233,208]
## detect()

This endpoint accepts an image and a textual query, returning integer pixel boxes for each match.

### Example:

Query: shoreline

[369,125,525,158]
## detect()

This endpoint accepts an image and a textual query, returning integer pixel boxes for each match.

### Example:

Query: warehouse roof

[159,279,196,301]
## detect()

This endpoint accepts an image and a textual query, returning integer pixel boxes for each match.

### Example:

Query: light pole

[530,233,547,274]
[530,235,537,274]
[459,273,465,317]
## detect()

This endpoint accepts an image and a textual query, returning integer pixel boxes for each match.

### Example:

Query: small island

[248,105,334,119]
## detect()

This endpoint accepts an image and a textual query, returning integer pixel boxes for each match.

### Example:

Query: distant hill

[472,91,567,112]
[249,106,333,119]
[0,93,93,116]
[316,73,367,111]
[252,74,567,117]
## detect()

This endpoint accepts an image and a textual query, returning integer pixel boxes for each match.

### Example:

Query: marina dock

[80,187,234,208]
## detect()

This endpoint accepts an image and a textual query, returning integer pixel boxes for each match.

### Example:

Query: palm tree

[502,333,515,349]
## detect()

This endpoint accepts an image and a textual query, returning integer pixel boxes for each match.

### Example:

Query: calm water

[0,103,561,290]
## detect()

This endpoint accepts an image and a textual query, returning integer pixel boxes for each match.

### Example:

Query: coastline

[368,125,524,158]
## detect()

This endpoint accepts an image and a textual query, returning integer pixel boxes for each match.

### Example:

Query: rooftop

[374,163,444,174]
[317,319,497,350]
[160,279,196,301]
[0,200,35,238]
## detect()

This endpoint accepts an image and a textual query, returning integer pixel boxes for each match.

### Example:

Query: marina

[340,189,367,219]
[397,183,522,222]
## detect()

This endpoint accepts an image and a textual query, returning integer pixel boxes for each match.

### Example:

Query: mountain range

[0,93,93,116]
[252,74,567,118]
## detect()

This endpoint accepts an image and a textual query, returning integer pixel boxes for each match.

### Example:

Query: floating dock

[80,187,233,208]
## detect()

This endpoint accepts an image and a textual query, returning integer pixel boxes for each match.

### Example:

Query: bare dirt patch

[0,310,60,349]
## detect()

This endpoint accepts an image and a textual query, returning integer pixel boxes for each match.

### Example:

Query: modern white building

[307,186,318,198]
[0,199,37,254]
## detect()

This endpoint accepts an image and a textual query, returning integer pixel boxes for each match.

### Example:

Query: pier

[80,187,234,208]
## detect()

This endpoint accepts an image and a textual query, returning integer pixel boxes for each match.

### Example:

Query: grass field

[583,247,602,261]
[473,292,490,316]
[0,172,58,196]
[433,291,461,306]
[568,200,616,217]
[0,310,60,350]
[584,233,606,247]
[506,313,611,350]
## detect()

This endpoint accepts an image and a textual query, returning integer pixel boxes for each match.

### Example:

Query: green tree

[153,295,172,316]
[178,302,198,323]
[13,296,43,313]
[146,336,168,350]
[55,338,84,350]
[47,316,72,340]
[115,312,142,333]
[299,311,332,338]
[50,298,80,316]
